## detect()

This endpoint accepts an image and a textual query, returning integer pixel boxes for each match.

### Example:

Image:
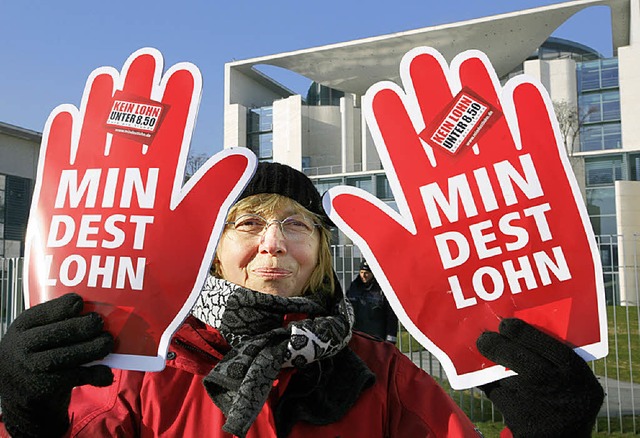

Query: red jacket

[3,317,481,437]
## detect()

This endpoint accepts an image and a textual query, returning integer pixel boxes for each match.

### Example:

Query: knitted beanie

[239,162,332,226]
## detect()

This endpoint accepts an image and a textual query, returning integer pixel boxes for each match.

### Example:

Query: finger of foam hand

[330,191,410,250]
[107,52,160,160]
[43,111,74,167]
[174,153,252,231]
[408,51,453,126]
[37,110,75,214]
[147,67,196,170]
[371,88,436,216]
[121,52,157,100]
[72,73,114,165]
[457,55,517,155]
[511,81,558,155]
[457,55,501,111]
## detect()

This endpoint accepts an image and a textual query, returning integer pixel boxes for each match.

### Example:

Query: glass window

[577,58,619,92]
[580,94,602,123]
[586,187,615,215]
[578,61,601,92]
[580,126,603,152]
[579,91,620,123]
[603,124,622,150]
[376,175,394,200]
[248,133,273,160]
[630,154,640,181]
[600,59,619,88]
[346,176,373,194]
[585,157,623,186]
[597,236,619,268]
[247,107,273,133]
[0,189,4,225]
[314,178,342,195]
[602,273,619,305]
[589,212,617,236]
[580,123,622,152]
[601,91,620,121]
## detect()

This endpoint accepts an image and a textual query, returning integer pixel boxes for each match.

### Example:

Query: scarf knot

[191,277,374,438]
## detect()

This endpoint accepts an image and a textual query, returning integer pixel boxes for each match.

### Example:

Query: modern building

[223,0,640,305]
[0,122,41,258]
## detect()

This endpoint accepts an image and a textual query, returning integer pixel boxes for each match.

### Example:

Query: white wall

[223,103,247,149]
[272,95,302,168]
[524,58,577,105]
[302,106,342,171]
[618,45,640,152]
[0,132,39,179]
[225,67,287,108]
[616,180,640,305]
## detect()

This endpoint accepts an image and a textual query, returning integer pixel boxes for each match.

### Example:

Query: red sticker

[420,87,501,155]
[104,92,169,143]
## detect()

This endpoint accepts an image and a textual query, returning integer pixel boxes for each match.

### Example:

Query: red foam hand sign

[324,47,607,389]
[24,48,256,371]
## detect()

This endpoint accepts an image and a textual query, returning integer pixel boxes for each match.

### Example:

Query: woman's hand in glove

[477,318,604,438]
[0,293,114,438]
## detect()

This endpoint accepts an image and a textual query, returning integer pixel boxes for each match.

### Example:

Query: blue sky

[1,1,613,157]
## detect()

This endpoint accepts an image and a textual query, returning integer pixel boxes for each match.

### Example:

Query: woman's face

[216,203,320,298]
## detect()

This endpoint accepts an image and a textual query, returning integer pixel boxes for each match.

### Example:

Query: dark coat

[347,275,399,342]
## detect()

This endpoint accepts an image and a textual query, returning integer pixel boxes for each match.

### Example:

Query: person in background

[347,260,398,344]
[0,162,604,437]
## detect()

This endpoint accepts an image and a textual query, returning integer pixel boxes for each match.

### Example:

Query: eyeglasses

[226,214,321,241]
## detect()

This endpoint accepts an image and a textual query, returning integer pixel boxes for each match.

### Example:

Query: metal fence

[2,236,639,434]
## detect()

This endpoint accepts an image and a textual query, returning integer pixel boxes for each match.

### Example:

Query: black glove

[0,293,114,438]
[476,318,604,438]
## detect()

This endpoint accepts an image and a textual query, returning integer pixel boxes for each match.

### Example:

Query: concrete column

[273,95,303,168]
[340,94,355,173]
[616,181,640,305]
[223,103,246,149]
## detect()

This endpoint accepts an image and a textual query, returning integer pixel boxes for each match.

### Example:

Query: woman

[0,163,603,437]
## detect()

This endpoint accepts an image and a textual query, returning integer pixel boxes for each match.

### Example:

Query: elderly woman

[0,163,603,437]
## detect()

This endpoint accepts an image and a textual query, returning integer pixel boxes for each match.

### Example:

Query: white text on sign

[43,168,159,290]
[419,154,571,309]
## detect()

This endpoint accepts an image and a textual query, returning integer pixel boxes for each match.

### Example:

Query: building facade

[223,0,640,304]
[0,122,41,258]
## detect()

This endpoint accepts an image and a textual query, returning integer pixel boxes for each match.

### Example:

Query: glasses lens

[229,214,318,240]
[233,214,267,235]
[282,216,315,239]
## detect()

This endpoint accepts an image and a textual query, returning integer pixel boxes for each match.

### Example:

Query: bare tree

[185,153,210,179]
[552,100,596,156]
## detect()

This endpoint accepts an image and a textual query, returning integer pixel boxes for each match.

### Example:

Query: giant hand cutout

[25,48,256,371]
[324,47,607,389]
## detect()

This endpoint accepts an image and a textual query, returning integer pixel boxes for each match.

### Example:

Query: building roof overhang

[227,0,630,97]
[0,121,42,142]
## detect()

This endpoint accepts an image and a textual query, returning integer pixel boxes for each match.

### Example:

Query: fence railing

[2,234,639,434]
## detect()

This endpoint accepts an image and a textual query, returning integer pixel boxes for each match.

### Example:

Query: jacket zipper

[173,338,220,362]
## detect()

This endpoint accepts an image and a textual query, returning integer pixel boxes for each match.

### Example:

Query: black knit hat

[239,162,332,226]
[359,260,371,271]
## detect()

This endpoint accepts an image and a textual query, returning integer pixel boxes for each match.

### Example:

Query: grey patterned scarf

[191,276,375,438]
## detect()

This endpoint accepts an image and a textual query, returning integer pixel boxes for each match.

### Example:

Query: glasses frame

[225,213,322,241]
